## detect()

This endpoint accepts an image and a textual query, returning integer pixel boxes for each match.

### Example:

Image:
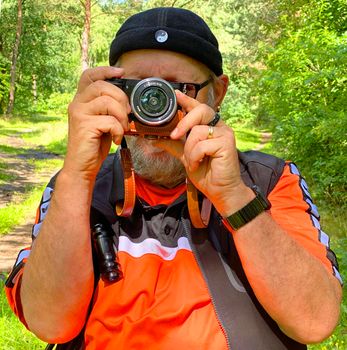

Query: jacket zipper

[181,208,231,350]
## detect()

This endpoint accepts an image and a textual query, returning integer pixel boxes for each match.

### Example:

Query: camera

[106,77,183,139]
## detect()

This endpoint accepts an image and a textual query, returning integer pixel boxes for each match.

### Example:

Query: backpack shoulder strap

[238,150,286,196]
[214,150,285,254]
[190,152,306,349]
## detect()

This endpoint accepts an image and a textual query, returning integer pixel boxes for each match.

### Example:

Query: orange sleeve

[4,252,29,329]
[5,184,54,328]
[268,162,342,284]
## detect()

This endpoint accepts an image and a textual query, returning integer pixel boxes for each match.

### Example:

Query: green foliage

[0,0,83,115]
[253,4,347,343]
[256,0,347,207]
[0,56,10,115]
[206,1,260,126]
[89,1,143,67]
[30,92,73,115]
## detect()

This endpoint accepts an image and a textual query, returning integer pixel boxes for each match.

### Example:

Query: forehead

[118,49,210,82]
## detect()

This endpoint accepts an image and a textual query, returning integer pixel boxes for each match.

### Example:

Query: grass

[0,115,66,236]
[0,145,26,155]
[0,115,67,152]
[0,278,45,350]
[0,173,15,184]
[0,156,64,236]
[0,118,345,349]
[0,163,16,185]
[234,126,260,151]
[28,158,64,174]
[0,185,45,235]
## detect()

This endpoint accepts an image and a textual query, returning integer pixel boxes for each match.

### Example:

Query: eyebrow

[164,73,204,84]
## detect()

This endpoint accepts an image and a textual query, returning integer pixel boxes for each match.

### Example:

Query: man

[5,7,342,350]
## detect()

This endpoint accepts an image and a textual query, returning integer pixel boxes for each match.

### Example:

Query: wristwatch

[224,185,271,230]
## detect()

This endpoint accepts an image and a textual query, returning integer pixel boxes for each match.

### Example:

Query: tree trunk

[32,74,37,106]
[6,0,23,116]
[81,0,91,72]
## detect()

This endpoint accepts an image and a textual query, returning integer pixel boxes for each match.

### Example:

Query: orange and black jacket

[6,151,342,350]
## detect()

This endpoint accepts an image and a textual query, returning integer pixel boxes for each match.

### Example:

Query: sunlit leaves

[256,0,347,205]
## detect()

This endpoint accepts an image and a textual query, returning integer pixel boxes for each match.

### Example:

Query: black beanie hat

[109,7,223,76]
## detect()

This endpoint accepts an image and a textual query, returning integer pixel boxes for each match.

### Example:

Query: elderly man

[6,7,342,350]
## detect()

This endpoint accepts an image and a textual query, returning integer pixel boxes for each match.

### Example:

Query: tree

[0,0,84,115]
[81,0,91,71]
[256,0,347,205]
[5,0,23,116]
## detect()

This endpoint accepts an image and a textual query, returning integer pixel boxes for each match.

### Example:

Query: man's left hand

[154,90,254,217]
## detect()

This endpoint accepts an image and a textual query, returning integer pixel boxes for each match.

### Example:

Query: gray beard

[125,136,186,188]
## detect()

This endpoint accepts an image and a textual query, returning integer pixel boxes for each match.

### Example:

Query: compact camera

[106,77,183,138]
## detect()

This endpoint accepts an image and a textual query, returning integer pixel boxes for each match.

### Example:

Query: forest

[0,0,346,349]
[1,0,346,206]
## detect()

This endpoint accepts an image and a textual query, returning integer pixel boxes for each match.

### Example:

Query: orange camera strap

[115,145,136,217]
[117,138,211,228]
[186,179,212,228]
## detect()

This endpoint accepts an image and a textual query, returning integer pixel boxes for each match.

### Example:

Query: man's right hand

[20,66,132,342]
[64,66,131,182]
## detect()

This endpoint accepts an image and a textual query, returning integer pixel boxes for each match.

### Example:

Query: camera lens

[130,78,177,126]
[139,87,168,116]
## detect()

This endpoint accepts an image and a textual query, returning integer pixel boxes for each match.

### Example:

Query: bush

[257,25,347,206]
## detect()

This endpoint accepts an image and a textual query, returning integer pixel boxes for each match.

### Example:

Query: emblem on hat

[155,30,168,43]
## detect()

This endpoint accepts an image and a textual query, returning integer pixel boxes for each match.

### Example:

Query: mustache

[125,136,186,188]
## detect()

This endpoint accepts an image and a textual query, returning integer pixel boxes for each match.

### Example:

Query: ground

[0,133,62,273]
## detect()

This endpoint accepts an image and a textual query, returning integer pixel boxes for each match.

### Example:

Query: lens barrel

[130,78,177,126]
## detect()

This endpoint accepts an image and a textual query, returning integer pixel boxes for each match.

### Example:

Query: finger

[171,103,215,139]
[99,118,125,145]
[77,66,124,93]
[69,97,129,132]
[85,114,126,145]
[183,124,210,156]
[188,139,223,172]
[84,96,130,131]
[184,125,226,171]
[175,90,200,113]
[183,125,210,170]
[74,80,131,114]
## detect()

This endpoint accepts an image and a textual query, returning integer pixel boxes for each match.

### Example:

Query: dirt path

[255,132,272,151]
[0,134,62,273]
[0,223,33,273]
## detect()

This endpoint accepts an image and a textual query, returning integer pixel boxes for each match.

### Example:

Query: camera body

[106,77,183,139]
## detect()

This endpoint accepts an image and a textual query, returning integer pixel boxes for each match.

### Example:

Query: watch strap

[224,185,271,230]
